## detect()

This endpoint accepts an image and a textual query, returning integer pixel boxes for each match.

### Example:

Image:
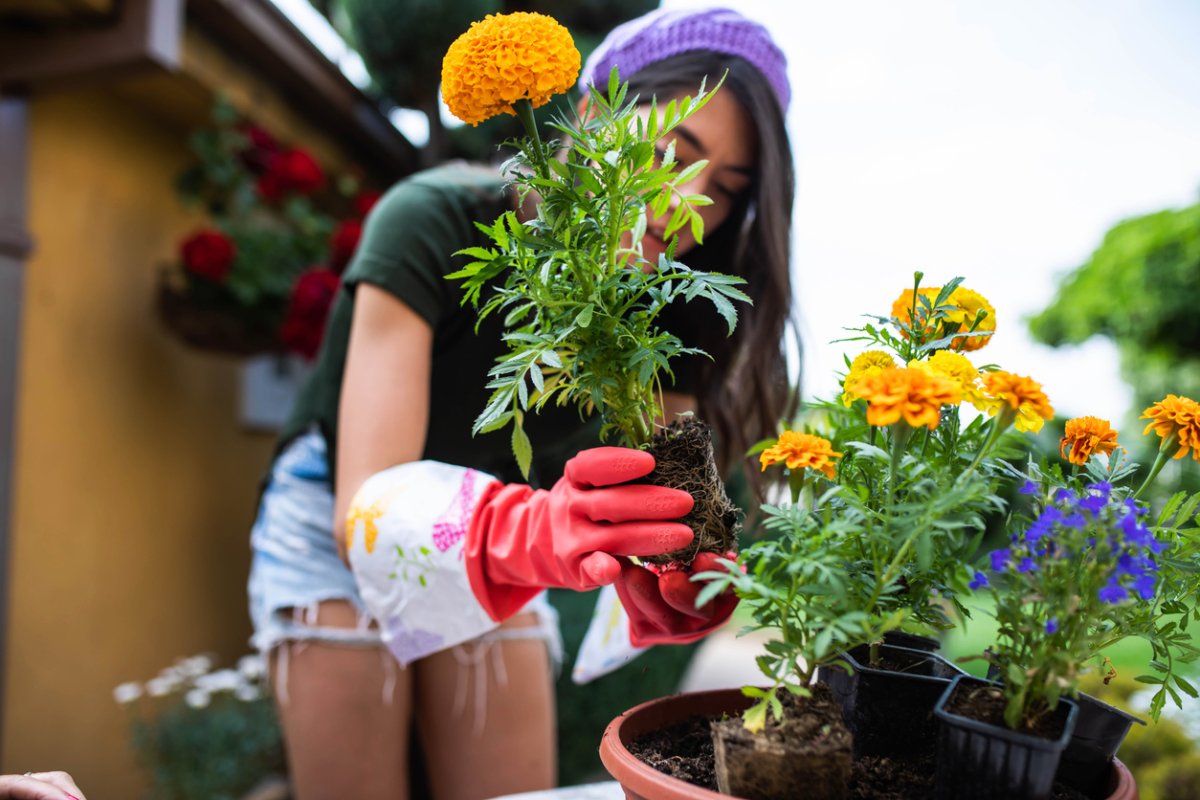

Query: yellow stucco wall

[2,85,282,795]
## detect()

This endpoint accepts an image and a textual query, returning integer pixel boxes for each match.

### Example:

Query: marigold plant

[444,16,747,476]
[704,273,1018,730]
[704,273,1200,737]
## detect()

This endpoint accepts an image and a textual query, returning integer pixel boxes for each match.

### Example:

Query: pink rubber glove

[465,447,696,621]
[614,551,739,647]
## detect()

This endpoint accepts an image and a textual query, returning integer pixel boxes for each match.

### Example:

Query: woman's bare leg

[270,600,413,800]
[415,612,557,800]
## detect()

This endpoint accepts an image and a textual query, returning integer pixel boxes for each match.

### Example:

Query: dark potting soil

[628,697,1095,799]
[642,418,741,565]
[945,679,1071,741]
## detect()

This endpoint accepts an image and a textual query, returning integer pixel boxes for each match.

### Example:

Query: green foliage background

[1029,199,1200,462]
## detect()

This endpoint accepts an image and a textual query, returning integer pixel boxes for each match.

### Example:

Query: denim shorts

[246,430,560,665]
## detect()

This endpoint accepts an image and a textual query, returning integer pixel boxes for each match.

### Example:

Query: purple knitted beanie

[579,7,790,113]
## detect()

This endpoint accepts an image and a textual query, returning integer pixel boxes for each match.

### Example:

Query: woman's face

[632,87,758,267]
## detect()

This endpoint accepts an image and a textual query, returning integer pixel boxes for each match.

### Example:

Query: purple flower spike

[1080,494,1107,515]
[1019,480,1039,496]
[990,548,1012,572]
[1134,574,1157,601]
[969,571,990,590]
[1045,618,1059,635]
[1099,579,1128,605]
[1054,488,1076,504]
[1017,557,1039,573]
[1061,512,1086,529]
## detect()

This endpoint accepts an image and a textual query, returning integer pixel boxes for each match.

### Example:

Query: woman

[247,7,796,799]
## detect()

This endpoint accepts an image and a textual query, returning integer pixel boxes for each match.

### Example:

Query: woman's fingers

[0,771,86,800]
[658,570,711,619]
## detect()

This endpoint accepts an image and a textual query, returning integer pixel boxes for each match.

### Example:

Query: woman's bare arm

[333,283,434,561]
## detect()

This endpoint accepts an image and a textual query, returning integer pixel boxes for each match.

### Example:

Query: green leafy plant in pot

[950,400,1200,800]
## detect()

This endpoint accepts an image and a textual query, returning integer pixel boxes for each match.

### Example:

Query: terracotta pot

[601,689,1139,800]
[599,688,750,800]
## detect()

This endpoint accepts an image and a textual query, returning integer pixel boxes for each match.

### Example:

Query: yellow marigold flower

[1059,416,1121,465]
[759,431,842,479]
[841,350,897,407]
[942,287,996,352]
[890,285,996,351]
[441,12,581,126]
[980,371,1054,433]
[1141,394,1200,461]
[851,367,962,430]
[907,351,987,409]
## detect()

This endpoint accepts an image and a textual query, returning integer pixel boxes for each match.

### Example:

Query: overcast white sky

[662,0,1200,424]
[277,0,1200,425]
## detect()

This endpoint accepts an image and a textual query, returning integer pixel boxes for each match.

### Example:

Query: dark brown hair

[626,51,801,491]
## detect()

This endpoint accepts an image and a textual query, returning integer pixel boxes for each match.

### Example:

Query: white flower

[112,682,143,705]
[184,688,211,709]
[146,676,180,698]
[196,669,242,693]
[178,655,214,678]
[237,654,266,681]
[235,684,261,703]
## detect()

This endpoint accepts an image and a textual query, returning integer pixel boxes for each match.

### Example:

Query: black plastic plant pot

[934,675,1079,800]
[1055,692,1145,798]
[816,643,968,758]
[882,629,941,652]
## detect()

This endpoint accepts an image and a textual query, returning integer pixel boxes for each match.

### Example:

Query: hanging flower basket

[157,277,283,357]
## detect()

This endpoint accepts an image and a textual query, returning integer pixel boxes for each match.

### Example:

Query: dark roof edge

[187,0,417,179]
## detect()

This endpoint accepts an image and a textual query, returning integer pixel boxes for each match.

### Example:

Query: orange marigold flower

[759,431,842,479]
[890,285,996,351]
[841,350,897,407]
[891,288,942,338]
[1141,394,1200,461]
[851,367,962,430]
[1059,416,1121,465]
[980,371,1054,433]
[441,12,581,126]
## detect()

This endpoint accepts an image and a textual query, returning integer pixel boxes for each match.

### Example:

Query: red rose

[353,190,383,218]
[238,124,280,175]
[277,148,325,196]
[257,148,324,201]
[280,268,341,359]
[256,171,285,202]
[329,220,363,275]
[180,229,236,282]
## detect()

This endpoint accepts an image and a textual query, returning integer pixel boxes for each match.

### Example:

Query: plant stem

[513,100,549,180]
[1134,433,1177,499]
[960,408,1011,482]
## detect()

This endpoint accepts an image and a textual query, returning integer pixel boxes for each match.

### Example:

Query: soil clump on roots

[642,418,740,565]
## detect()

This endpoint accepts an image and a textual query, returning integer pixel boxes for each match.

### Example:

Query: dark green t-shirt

[279,162,605,487]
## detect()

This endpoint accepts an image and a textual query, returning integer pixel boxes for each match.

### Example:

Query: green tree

[1029,198,1200,460]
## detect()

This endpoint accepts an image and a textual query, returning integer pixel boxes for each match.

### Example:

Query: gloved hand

[465,446,696,621]
[614,551,739,647]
